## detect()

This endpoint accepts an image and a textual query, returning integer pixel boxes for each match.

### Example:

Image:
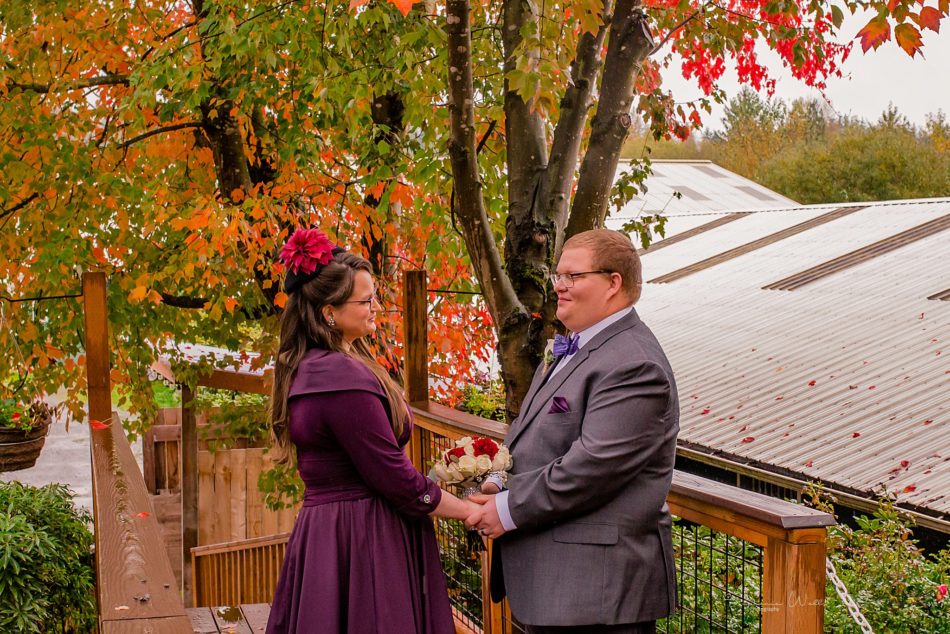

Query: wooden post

[762,528,828,633]
[403,270,427,468]
[403,270,428,403]
[82,272,112,423]
[181,385,198,606]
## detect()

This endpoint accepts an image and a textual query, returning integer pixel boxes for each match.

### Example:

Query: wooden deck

[187,604,269,633]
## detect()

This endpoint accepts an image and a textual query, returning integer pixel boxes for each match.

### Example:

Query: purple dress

[266,349,455,634]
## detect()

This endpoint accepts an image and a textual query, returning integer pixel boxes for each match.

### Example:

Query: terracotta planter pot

[0,417,51,472]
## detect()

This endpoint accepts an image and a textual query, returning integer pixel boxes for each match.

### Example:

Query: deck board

[187,604,269,633]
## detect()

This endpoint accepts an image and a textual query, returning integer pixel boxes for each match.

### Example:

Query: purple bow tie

[553,333,579,357]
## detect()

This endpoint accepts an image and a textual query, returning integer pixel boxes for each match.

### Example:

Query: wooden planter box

[0,417,51,472]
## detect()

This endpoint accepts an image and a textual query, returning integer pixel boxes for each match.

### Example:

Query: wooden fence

[191,532,290,607]
[143,408,298,546]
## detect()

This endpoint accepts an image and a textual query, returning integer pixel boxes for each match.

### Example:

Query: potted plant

[0,398,56,472]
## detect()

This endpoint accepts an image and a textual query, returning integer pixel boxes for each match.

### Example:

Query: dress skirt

[266,497,456,634]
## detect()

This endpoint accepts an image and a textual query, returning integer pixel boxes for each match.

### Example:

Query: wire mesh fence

[659,519,764,633]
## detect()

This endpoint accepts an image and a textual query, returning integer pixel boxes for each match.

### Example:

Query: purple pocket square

[548,396,570,414]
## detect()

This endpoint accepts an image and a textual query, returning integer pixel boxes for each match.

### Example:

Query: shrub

[0,482,96,633]
[805,485,950,633]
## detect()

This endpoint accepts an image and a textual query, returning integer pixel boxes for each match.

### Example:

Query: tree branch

[118,122,203,149]
[567,1,655,238]
[0,193,39,222]
[9,74,130,94]
[445,0,521,326]
[542,3,614,245]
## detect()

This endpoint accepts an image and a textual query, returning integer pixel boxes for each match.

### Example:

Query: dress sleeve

[313,390,442,517]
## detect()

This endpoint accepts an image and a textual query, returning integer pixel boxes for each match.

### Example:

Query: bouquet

[429,435,512,496]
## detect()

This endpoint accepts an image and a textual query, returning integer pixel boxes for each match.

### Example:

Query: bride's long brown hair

[269,252,406,464]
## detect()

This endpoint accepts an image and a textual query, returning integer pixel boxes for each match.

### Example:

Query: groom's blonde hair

[563,229,642,304]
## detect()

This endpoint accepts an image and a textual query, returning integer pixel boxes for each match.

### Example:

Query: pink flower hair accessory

[279,228,345,293]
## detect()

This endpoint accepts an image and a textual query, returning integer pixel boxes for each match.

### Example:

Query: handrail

[409,401,835,634]
[90,413,192,633]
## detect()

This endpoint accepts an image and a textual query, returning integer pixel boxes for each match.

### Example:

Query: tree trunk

[568,0,653,236]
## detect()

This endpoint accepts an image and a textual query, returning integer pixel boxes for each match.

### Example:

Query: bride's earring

[327,315,336,327]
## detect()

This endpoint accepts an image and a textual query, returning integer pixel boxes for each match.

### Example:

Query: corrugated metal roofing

[606,160,797,249]
[609,159,797,217]
[636,197,950,520]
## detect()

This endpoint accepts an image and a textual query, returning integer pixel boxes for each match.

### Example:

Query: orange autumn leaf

[129,285,148,302]
[894,22,924,57]
[902,485,917,493]
[857,17,891,52]
[918,6,943,33]
[90,419,111,430]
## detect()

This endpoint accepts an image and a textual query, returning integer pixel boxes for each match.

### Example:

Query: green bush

[0,482,96,633]
[456,375,506,422]
[806,486,950,633]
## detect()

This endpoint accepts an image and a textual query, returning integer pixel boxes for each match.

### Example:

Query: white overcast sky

[662,10,950,131]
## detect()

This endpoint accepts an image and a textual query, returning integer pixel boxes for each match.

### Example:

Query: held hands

[464,493,507,539]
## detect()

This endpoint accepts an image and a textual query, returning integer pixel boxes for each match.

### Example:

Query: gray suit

[492,307,679,627]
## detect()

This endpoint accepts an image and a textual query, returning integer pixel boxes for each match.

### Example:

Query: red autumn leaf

[868,385,876,390]
[90,419,111,430]
[531,312,542,319]
[917,7,942,33]
[902,485,917,493]
[857,17,891,52]
[783,433,789,437]
[739,425,748,432]
[741,436,755,443]
[852,432,861,438]
[900,459,910,468]
[804,460,814,467]
[135,512,150,518]
[923,419,933,425]
[775,396,783,400]
[895,23,924,57]
[700,408,710,415]
[808,380,817,386]
[387,0,413,16]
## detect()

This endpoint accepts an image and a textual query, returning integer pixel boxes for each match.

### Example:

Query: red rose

[445,446,466,463]
[473,437,499,459]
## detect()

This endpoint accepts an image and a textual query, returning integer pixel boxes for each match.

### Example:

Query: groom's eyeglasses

[550,270,611,288]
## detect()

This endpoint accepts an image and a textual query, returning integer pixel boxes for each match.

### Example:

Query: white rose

[456,436,474,449]
[492,446,512,472]
[457,455,478,478]
[446,463,463,483]
[475,454,492,473]
[430,462,451,483]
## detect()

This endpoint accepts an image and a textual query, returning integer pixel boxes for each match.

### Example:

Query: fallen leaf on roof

[804,460,814,467]
[900,460,910,468]
[852,433,861,438]
[902,485,917,493]
[741,436,755,443]
[700,408,710,415]
[808,380,817,386]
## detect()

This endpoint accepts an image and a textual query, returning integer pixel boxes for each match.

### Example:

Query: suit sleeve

[506,360,675,531]
[312,390,442,517]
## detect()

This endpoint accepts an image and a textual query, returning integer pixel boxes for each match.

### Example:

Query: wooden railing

[408,400,836,634]
[191,532,290,607]
[89,413,192,632]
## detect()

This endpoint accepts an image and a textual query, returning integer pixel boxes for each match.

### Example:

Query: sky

[662,10,950,131]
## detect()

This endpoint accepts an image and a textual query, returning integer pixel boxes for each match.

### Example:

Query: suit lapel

[507,308,642,449]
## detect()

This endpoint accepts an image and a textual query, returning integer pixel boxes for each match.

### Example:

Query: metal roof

[636,197,950,521]
[606,160,797,248]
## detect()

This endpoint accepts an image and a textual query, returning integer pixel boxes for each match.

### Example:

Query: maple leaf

[386,0,413,17]
[895,23,924,57]
[90,419,111,430]
[902,485,917,493]
[917,7,942,33]
[857,17,891,52]
[741,436,755,443]
[129,286,148,302]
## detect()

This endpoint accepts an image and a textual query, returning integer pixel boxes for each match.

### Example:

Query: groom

[467,229,679,633]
